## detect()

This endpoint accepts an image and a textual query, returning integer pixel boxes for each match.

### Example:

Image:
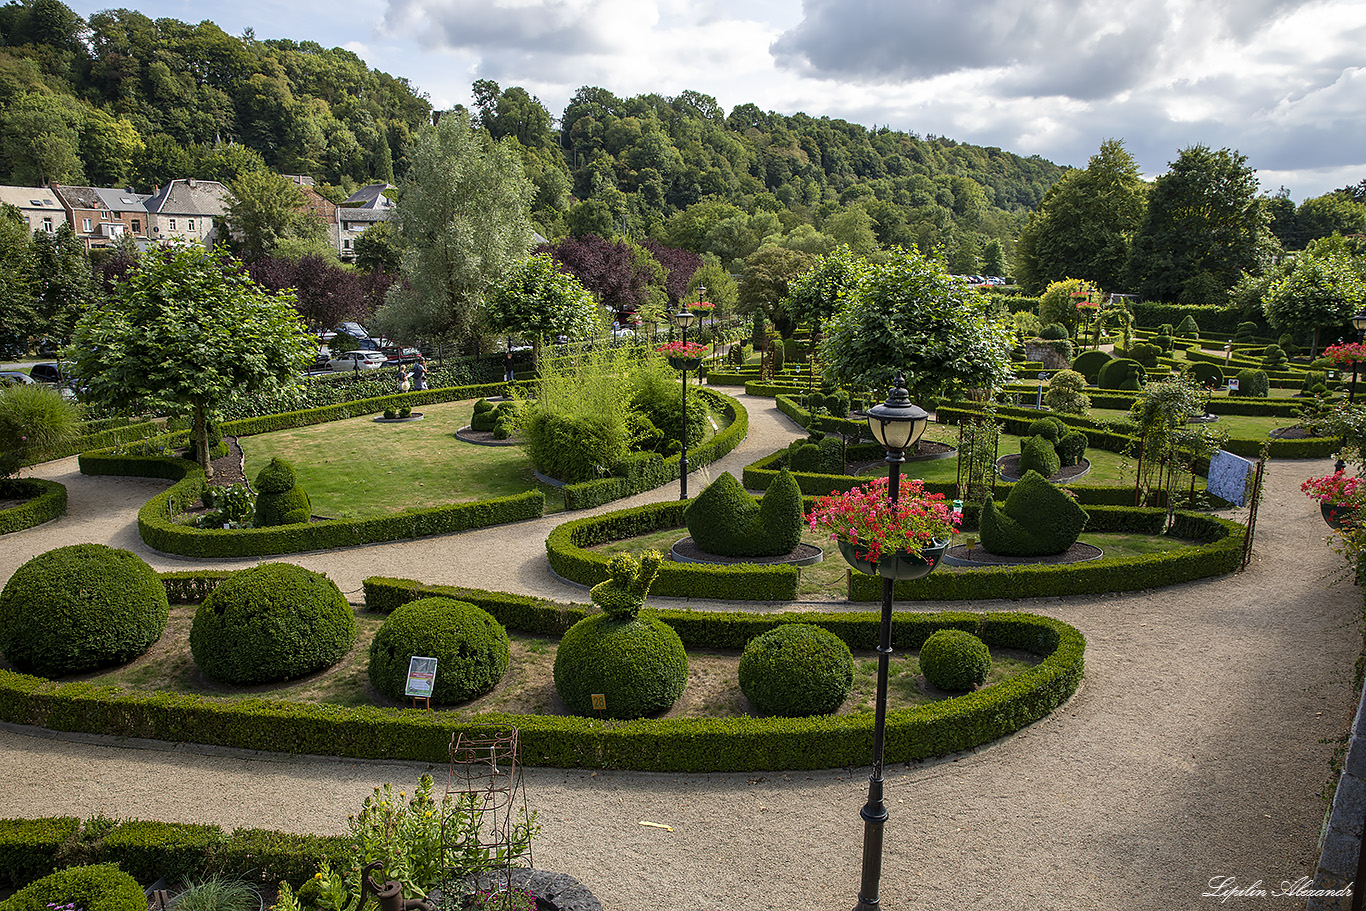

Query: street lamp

[670,306,698,500]
[1036,372,1048,410]
[854,371,928,911]
[1350,309,1366,404]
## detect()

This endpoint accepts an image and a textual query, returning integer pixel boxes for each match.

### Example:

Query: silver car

[329,351,387,371]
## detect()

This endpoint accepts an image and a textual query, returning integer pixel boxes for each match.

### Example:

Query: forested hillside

[0,0,1067,269]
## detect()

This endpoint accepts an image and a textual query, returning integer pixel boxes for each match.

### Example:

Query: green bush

[1190,362,1224,389]
[919,629,991,691]
[1261,344,1289,370]
[685,470,803,557]
[1097,358,1146,391]
[1056,430,1089,467]
[553,612,688,719]
[190,563,356,685]
[1233,368,1270,398]
[0,863,145,911]
[1128,342,1161,368]
[1018,435,1061,478]
[0,817,79,887]
[1026,417,1063,441]
[1043,370,1090,414]
[1176,315,1200,337]
[0,544,167,677]
[1233,321,1259,344]
[253,458,310,527]
[1070,350,1112,384]
[368,598,510,704]
[738,623,854,717]
[978,470,1088,557]
[1038,322,1068,340]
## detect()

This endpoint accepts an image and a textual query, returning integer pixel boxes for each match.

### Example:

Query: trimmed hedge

[0,816,79,887]
[0,478,66,535]
[0,592,1084,772]
[0,863,144,911]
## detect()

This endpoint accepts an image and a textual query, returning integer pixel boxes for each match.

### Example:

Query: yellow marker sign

[591,694,606,711]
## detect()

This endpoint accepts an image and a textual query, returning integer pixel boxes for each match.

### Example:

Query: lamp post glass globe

[1353,309,1366,334]
[863,373,928,453]
[670,308,697,331]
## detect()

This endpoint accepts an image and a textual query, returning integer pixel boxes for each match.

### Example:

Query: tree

[376,112,534,350]
[226,170,321,259]
[486,253,602,359]
[352,220,403,274]
[1262,249,1366,356]
[1038,278,1101,338]
[639,240,702,306]
[737,245,816,334]
[1296,193,1366,246]
[1128,145,1274,304]
[67,243,315,477]
[820,246,1014,397]
[540,233,655,318]
[1013,139,1146,294]
[686,253,737,315]
[783,244,868,332]
[0,205,38,356]
[31,222,92,345]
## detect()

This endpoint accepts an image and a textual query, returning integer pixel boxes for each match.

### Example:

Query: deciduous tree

[486,253,602,359]
[1262,249,1366,356]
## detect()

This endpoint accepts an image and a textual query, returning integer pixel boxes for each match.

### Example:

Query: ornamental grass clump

[807,476,959,561]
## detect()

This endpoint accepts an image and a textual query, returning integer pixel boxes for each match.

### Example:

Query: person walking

[412,357,428,391]
[504,351,515,383]
[397,364,410,393]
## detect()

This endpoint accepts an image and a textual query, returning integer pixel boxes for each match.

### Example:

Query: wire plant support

[441,729,534,902]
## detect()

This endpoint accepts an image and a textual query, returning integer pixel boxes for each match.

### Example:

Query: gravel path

[0,393,1361,910]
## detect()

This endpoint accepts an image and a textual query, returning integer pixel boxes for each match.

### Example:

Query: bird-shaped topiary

[590,551,663,619]
[253,457,311,526]
[684,469,803,557]
[978,470,1088,557]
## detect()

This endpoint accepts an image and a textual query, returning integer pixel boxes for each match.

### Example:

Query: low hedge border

[0,478,67,535]
[560,389,749,510]
[0,588,1084,772]
[544,499,800,601]
[0,815,347,890]
[998,385,1307,418]
[847,509,1244,601]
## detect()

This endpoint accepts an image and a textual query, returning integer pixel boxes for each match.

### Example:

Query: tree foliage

[486,253,602,355]
[783,244,868,331]
[1262,248,1366,355]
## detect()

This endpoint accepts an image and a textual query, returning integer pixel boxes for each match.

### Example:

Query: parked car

[0,370,35,387]
[382,346,421,366]
[329,351,386,372]
[28,363,64,385]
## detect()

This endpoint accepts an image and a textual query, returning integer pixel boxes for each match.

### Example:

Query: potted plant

[657,340,708,371]
[1302,470,1365,529]
[807,476,960,579]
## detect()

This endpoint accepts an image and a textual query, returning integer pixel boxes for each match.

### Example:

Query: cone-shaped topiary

[190,562,355,685]
[1176,314,1200,337]
[738,623,854,717]
[919,629,991,691]
[978,470,1089,557]
[685,469,804,557]
[253,457,310,526]
[368,597,510,704]
[0,543,168,677]
[0,863,146,911]
[1018,434,1061,478]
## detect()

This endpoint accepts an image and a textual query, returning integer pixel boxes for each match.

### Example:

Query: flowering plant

[465,886,538,910]
[807,476,960,561]
[1302,471,1366,507]
[1323,343,1366,366]
[657,340,708,358]
[687,300,715,311]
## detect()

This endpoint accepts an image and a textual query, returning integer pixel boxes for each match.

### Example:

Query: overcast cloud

[66,0,1366,200]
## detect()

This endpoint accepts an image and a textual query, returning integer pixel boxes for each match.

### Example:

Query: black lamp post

[670,306,698,500]
[1350,310,1366,404]
[854,371,928,911]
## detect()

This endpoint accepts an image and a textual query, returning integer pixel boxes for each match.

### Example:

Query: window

[187,219,194,232]
[42,218,52,232]
[131,219,140,234]
[343,239,352,249]
[82,218,92,232]
[169,218,176,231]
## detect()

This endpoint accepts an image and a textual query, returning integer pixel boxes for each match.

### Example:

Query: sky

[64,0,1366,203]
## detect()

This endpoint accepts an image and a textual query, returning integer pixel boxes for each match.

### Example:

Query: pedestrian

[398,364,410,394]
[412,356,427,391]
[504,351,515,383]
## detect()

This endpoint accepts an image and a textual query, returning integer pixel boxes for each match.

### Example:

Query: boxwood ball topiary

[919,629,991,692]
[190,562,356,685]
[253,457,310,527]
[368,597,510,704]
[738,623,854,717]
[553,613,688,719]
[0,543,168,677]
[1,863,146,911]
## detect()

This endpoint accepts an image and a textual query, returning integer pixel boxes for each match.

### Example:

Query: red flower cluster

[1323,343,1366,366]
[806,476,960,561]
[656,340,708,358]
[1301,471,1365,506]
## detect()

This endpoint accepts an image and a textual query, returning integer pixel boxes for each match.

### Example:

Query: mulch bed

[995,454,1091,483]
[454,425,522,446]
[206,436,249,487]
[670,536,824,566]
[1269,426,1313,439]
[944,541,1103,566]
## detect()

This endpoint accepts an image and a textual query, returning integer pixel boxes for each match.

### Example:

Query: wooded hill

[0,1,1066,268]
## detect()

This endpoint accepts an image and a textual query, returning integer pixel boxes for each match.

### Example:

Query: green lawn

[1085,406,1293,439]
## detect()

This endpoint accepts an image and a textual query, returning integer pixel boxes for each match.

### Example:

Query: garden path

[0,393,1361,911]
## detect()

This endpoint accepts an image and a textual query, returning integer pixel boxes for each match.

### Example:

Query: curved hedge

[0,478,66,535]
[0,589,1085,772]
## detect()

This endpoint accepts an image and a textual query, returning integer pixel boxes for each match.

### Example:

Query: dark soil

[995,453,1092,483]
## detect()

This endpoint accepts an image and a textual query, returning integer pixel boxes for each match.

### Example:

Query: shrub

[553,612,688,719]
[1233,321,1259,344]
[1233,368,1270,398]
[1018,434,1061,478]
[919,629,991,691]
[631,361,704,452]
[1044,370,1091,414]
[190,563,356,685]
[367,597,510,704]
[1038,322,1068,340]
[473,398,494,414]
[738,623,854,717]
[1190,362,1224,389]
[253,457,310,527]
[1056,430,1089,467]
[1026,417,1064,441]
[1261,344,1289,370]
[1153,333,1174,353]
[0,544,168,677]
[1071,350,1112,384]
[492,414,514,439]
[1300,370,1327,395]
[1176,315,1200,337]
[1097,358,1146,391]
[979,470,1088,557]
[0,382,79,478]
[0,863,145,911]
[1127,342,1161,368]
[685,470,803,557]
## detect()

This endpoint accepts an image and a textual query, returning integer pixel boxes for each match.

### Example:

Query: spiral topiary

[0,543,168,677]
[0,863,145,911]
[252,457,310,526]
[918,629,991,692]
[738,623,854,717]
[368,597,510,704]
[190,562,355,685]
[553,550,687,718]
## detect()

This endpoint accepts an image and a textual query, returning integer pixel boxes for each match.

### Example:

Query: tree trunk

[1311,326,1321,359]
[194,399,213,480]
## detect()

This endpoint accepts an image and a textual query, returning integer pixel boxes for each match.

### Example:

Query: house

[340,184,395,210]
[51,185,150,249]
[144,178,231,246]
[0,186,68,234]
[284,175,343,257]
[337,184,395,260]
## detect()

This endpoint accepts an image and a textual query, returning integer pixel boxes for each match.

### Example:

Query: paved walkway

[0,393,1361,910]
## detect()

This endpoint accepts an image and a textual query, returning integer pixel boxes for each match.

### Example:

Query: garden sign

[404,656,438,698]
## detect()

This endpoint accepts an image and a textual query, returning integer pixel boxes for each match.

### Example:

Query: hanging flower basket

[837,538,949,580]
[658,340,707,371]
[1322,502,1359,529]
[667,355,704,371]
[809,476,959,580]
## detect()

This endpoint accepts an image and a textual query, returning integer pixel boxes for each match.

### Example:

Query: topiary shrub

[1301,370,1327,394]
[368,597,510,704]
[473,397,494,414]
[1191,362,1224,389]
[1097,358,1146,391]
[553,551,687,719]
[1153,333,1174,353]
[0,543,168,677]
[788,441,821,472]
[685,470,803,557]
[1176,314,1200,337]
[1071,350,1112,384]
[738,623,854,717]
[1261,344,1289,370]
[1233,321,1259,344]
[919,629,991,691]
[1018,434,1061,478]
[1127,342,1161,368]
[1233,368,1270,398]
[190,563,356,685]
[1044,369,1091,414]
[253,457,310,527]
[493,414,515,439]
[1278,333,1300,358]
[1038,322,1069,340]
[0,863,145,911]
[978,470,1089,557]
[1056,430,1089,467]
[1026,416,1065,441]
